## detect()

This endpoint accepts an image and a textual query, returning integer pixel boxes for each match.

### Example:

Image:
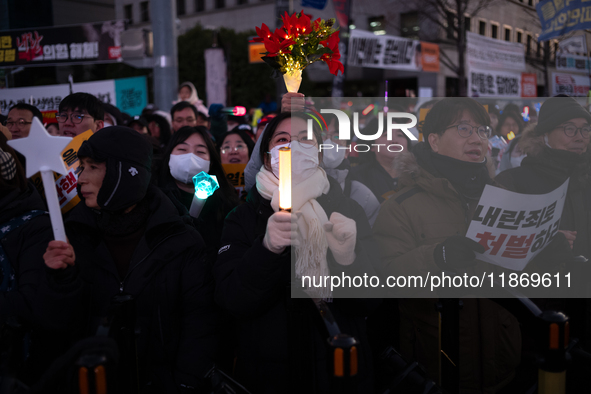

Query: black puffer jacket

[214,175,381,394]
[42,185,218,393]
[349,155,398,203]
[0,183,51,324]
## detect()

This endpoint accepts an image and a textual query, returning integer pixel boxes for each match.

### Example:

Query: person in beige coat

[373,98,522,393]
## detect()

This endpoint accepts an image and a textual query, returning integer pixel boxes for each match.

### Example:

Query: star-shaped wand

[8,118,72,241]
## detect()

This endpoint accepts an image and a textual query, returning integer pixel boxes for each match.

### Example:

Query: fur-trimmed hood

[519,121,591,157]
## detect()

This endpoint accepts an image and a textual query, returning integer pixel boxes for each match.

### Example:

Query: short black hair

[8,103,43,123]
[197,112,209,122]
[170,101,198,119]
[219,129,255,159]
[423,98,490,145]
[59,92,105,121]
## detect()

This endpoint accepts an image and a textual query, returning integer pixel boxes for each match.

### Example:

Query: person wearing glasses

[57,92,104,138]
[219,129,254,165]
[5,103,43,140]
[496,96,591,357]
[373,98,522,392]
[214,112,380,393]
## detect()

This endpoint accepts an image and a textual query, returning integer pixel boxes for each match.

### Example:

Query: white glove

[323,212,357,266]
[263,211,300,254]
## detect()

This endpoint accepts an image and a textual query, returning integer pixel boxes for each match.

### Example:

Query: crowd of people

[0,84,590,394]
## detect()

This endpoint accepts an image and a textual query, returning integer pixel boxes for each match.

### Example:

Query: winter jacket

[214,175,381,394]
[42,185,217,393]
[349,155,399,203]
[373,148,521,394]
[325,160,380,227]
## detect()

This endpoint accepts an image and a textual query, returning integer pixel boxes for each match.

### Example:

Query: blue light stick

[189,171,219,218]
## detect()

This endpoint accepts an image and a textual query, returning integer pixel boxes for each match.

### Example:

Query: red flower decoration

[251,23,272,43]
[263,31,295,57]
[320,32,344,75]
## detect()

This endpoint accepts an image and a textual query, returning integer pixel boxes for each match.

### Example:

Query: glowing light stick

[189,171,219,218]
[8,118,72,241]
[278,147,291,211]
[507,131,516,141]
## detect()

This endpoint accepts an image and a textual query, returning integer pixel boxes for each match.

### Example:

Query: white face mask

[269,143,290,178]
[510,154,525,168]
[321,138,346,169]
[169,153,210,184]
[291,141,319,184]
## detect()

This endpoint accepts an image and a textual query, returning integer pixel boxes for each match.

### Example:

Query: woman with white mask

[321,114,380,227]
[158,126,238,263]
[214,112,381,394]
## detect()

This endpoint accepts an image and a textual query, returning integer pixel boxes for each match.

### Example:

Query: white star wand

[8,118,73,242]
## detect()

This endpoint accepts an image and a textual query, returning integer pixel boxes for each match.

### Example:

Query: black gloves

[433,235,485,270]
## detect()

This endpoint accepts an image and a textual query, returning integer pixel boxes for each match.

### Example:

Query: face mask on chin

[169,153,211,184]
[321,138,346,169]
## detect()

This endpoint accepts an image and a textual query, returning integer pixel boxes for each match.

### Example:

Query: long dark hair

[218,129,255,159]
[259,112,323,172]
[159,126,238,206]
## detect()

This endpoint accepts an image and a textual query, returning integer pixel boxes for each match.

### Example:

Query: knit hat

[78,126,152,212]
[534,96,591,136]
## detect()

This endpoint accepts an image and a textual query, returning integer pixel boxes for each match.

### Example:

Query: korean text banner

[552,72,590,96]
[0,21,124,68]
[348,29,425,71]
[556,53,591,72]
[466,32,525,71]
[468,67,522,97]
[466,179,569,271]
[537,0,591,41]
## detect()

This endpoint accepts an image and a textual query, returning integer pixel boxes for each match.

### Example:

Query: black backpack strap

[394,187,422,205]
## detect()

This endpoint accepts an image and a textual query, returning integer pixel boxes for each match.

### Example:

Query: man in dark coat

[42,127,217,393]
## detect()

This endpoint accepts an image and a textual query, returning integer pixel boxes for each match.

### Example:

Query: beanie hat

[534,96,591,136]
[78,126,152,212]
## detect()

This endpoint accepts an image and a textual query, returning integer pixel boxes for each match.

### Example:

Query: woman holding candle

[214,112,381,393]
[158,126,238,263]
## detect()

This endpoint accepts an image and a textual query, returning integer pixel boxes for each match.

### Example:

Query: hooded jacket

[373,146,521,393]
[41,185,217,393]
[213,176,381,394]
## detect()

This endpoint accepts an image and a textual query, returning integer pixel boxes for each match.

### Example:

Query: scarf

[256,166,331,298]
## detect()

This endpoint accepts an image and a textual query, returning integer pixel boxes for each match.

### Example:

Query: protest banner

[223,163,247,200]
[536,0,591,41]
[552,72,590,96]
[0,21,124,68]
[466,179,569,271]
[559,34,587,54]
[466,32,526,72]
[31,130,93,214]
[468,67,522,97]
[347,29,439,72]
[556,53,591,73]
[521,73,538,97]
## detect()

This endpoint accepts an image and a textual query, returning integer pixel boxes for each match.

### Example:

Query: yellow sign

[249,42,266,64]
[222,163,247,200]
[32,130,93,214]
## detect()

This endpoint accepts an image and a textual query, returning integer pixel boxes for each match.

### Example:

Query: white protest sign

[468,67,522,97]
[552,72,591,96]
[0,84,70,115]
[466,179,569,271]
[559,35,587,55]
[205,48,227,107]
[466,31,525,71]
[347,29,421,71]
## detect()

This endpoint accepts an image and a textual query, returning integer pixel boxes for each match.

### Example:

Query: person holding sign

[373,98,522,392]
[214,112,380,393]
[496,95,591,354]
[41,127,217,392]
[158,126,238,263]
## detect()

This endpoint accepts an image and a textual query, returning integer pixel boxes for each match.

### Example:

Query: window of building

[195,0,205,11]
[215,0,225,9]
[527,34,532,56]
[537,38,543,58]
[491,23,499,39]
[446,11,455,39]
[177,0,185,15]
[368,16,386,35]
[504,26,512,41]
[528,0,534,5]
[464,16,471,33]
[237,0,248,4]
[479,20,486,36]
[124,4,133,24]
[400,12,419,38]
[516,30,523,43]
[140,1,149,22]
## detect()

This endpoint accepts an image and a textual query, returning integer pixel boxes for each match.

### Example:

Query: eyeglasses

[221,145,246,154]
[558,124,591,138]
[57,113,93,124]
[4,119,32,129]
[270,131,318,150]
[446,123,492,140]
